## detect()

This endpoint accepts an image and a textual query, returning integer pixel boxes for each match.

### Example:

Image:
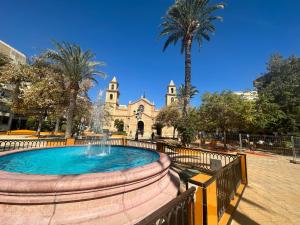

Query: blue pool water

[0,146,159,175]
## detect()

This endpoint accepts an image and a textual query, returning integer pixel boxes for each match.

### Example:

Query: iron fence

[135,187,196,225]
[292,136,300,162]
[216,157,242,220]
[74,138,122,146]
[206,133,300,155]
[127,140,157,150]
[0,138,66,151]
[162,144,238,174]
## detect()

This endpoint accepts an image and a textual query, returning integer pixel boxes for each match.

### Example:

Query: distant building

[0,40,26,64]
[0,40,27,131]
[234,91,258,101]
[104,77,177,139]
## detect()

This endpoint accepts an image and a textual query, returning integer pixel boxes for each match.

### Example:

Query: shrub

[177,112,198,146]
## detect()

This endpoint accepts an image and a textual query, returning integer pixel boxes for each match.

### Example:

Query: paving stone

[231,153,300,225]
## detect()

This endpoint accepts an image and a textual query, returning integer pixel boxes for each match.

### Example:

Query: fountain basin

[0,146,179,225]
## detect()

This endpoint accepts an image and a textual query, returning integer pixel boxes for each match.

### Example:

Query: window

[110,94,113,100]
[111,84,114,90]
[171,97,174,102]
[171,88,174,94]
[138,105,144,112]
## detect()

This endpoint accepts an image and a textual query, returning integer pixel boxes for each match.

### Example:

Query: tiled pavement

[231,153,300,225]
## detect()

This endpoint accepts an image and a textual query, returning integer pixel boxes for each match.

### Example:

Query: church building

[104,77,177,139]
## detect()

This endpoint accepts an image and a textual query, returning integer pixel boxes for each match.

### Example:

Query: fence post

[238,153,248,185]
[122,138,127,146]
[66,138,75,146]
[291,136,299,163]
[156,142,165,153]
[239,133,242,150]
[189,174,218,225]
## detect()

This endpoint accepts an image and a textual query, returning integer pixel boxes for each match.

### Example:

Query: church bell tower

[105,76,119,108]
[166,80,177,106]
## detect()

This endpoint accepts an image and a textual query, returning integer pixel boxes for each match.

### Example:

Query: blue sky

[0,0,299,108]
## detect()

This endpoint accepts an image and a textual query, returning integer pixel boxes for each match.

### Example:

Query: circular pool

[0,146,160,175]
[0,145,179,225]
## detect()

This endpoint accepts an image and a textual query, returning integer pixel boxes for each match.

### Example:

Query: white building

[234,91,258,101]
[0,40,27,131]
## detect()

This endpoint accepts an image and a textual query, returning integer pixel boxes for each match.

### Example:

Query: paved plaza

[231,153,300,225]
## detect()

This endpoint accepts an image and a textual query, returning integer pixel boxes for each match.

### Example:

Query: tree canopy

[254,54,300,133]
[45,41,107,138]
[156,104,181,138]
[198,91,255,133]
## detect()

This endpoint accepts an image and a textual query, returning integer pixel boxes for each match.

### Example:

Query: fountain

[0,90,180,224]
[88,90,111,156]
[91,90,107,134]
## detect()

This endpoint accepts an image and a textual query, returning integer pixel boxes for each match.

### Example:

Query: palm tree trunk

[54,117,60,133]
[7,113,13,131]
[65,88,78,138]
[37,115,43,137]
[223,130,227,149]
[183,39,192,116]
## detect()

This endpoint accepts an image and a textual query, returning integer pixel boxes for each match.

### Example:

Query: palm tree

[178,84,199,101]
[45,41,106,138]
[160,0,224,115]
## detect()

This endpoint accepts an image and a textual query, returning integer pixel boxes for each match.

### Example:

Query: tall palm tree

[160,0,224,115]
[45,41,106,138]
[178,84,199,101]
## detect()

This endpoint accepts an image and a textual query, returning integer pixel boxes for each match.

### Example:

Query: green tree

[177,108,198,146]
[198,91,255,148]
[155,104,181,138]
[0,61,32,130]
[160,0,224,115]
[254,54,300,133]
[71,95,92,136]
[252,94,285,133]
[114,119,124,132]
[177,84,199,107]
[19,57,66,135]
[45,41,107,138]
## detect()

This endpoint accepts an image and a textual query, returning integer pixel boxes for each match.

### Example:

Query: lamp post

[133,105,144,140]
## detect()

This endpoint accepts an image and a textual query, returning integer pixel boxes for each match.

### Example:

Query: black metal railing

[127,140,157,150]
[74,138,122,146]
[135,187,196,225]
[216,157,242,220]
[162,144,238,173]
[0,138,66,151]
[209,133,300,155]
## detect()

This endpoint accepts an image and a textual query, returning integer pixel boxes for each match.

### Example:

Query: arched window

[171,88,174,94]
[171,97,174,102]
[110,94,113,100]
[111,84,114,90]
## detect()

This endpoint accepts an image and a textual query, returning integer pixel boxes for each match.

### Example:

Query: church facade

[104,77,177,139]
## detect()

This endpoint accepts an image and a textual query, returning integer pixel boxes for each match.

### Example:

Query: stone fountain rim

[0,145,170,194]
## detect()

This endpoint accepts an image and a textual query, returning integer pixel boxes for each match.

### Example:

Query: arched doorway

[137,121,144,136]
